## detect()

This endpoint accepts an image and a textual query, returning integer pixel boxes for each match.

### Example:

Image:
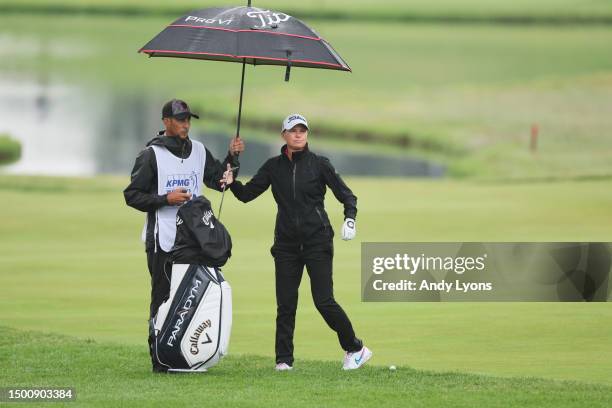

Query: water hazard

[0,79,444,177]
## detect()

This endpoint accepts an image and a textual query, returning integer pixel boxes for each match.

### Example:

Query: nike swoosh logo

[354,349,365,365]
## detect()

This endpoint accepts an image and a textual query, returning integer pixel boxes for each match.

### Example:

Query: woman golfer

[227,113,372,370]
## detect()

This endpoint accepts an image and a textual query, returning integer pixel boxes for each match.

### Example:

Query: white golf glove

[341,218,356,241]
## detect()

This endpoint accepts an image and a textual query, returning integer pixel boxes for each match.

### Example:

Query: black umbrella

[139,1,351,138]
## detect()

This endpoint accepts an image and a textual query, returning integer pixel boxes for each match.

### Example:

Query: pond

[0,78,444,177]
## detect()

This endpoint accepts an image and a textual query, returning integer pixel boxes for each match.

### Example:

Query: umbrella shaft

[236,59,246,138]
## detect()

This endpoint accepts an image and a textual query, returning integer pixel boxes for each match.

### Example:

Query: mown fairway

[1,175,611,387]
[6,0,612,20]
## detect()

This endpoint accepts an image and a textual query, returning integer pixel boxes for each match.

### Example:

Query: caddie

[123,98,243,372]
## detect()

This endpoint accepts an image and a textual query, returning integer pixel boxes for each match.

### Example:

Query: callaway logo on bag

[202,210,215,229]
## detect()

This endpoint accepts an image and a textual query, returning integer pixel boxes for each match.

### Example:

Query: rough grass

[1,327,611,408]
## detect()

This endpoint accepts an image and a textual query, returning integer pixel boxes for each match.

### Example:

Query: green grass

[1,175,611,388]
[1,14,611,178]
[5,0,612,22]
[1,327,611,408]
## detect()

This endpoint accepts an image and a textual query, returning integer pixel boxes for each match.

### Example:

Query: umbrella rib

[140,49,349,70]
[168,24,322,41]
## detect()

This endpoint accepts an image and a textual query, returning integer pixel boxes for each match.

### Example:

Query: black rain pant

[272,241,362,365]
[146,249,172,370]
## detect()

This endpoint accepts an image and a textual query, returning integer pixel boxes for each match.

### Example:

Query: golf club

[218,166,239,220]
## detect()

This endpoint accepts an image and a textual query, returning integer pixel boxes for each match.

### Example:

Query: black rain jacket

[123,131,238,251]
[230,144,357,247]
[171,196,232,266]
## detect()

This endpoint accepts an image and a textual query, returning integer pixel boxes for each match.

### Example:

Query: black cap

[162,99,200,120]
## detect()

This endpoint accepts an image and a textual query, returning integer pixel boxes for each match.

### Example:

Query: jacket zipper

[292,162,300,237]
[292,163,297,200]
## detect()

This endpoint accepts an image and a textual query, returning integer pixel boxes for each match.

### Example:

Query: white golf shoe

[275,363,293,371]
[342,346,372,370]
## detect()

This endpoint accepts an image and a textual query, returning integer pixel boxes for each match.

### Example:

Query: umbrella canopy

[138,4,351,140]
[139,6,351,72]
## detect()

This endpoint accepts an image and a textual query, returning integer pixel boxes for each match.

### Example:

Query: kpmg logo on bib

[165,172,199,195]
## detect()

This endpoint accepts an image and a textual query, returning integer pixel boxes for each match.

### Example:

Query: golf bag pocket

[152,263,232,372]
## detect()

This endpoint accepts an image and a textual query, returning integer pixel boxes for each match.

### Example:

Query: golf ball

[389,365,396,371]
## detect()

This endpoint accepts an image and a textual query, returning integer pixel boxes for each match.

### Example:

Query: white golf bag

[151,263,232,372]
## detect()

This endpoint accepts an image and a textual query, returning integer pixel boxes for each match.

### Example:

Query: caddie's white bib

[142,140,206,252]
